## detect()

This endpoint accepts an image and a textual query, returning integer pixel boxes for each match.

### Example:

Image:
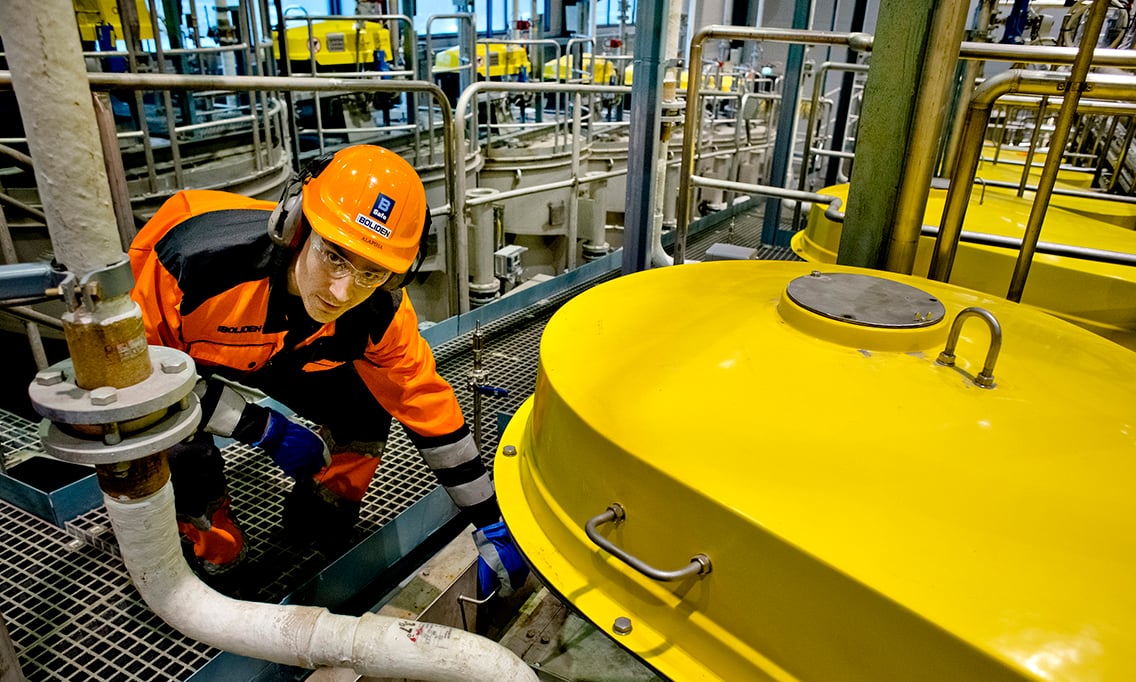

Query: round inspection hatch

[786,272,946,328]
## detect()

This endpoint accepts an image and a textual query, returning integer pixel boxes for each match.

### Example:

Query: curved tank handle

[936,306,1002,388]
[584,503,712,581]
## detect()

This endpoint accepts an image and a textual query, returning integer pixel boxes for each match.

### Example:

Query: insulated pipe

[106,482,536,681]
[675,26,874,264]
[884,2,971,275]
[0,0,121,274]
[928,69,1136,282]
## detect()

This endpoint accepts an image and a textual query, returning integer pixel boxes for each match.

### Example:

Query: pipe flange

[39,393,201,465]
[29,346,197,425]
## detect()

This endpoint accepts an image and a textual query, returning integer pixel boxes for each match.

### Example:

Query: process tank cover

[786,271,946,328]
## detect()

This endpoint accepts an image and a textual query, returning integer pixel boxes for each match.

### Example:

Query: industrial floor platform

[0,205,797,681]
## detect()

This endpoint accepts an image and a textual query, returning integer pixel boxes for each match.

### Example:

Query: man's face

[289,232,390,323]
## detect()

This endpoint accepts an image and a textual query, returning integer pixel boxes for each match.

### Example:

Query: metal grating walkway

[0,201,798,681]
[0,272,601,682]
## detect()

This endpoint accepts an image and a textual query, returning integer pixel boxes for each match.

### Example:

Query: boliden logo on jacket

[217,324,263,334]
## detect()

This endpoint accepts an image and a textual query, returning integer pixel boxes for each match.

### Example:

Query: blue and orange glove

[252,408,331,479]
[472,520,530,598]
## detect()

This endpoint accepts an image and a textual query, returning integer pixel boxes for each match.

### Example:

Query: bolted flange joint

[28,346,202,465]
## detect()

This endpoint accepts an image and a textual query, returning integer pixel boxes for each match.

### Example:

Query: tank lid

[786,271,945,328]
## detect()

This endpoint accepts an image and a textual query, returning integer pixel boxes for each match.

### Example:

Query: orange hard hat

[301,145,427,274]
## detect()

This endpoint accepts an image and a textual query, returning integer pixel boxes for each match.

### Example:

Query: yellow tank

[496,260,1136,681]
[433,43,532,78]
[273,19,393,68]
[542,53,617,83]
[792,175,1136,350]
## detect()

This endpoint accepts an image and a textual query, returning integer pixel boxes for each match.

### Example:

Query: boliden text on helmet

[355,213,392,239]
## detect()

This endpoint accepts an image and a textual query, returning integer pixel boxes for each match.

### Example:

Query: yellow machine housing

[542,53,617,83]
[624,63,735,90]
[496,260,1136,681]
[791,164,1136,350]
[273,19,393,68]
[73,0,154,42]
[433,43,531,78]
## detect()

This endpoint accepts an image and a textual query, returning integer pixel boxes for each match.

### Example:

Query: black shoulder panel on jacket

[154,209,284,315]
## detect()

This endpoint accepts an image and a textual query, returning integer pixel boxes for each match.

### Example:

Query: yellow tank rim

[496,260,1136,681]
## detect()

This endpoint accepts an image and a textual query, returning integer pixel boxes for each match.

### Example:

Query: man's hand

[472,520,530,598]
[253,409,331,479]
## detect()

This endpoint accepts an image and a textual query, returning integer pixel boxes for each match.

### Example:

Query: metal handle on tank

[584,503,712,581]
[935,307,1002,389]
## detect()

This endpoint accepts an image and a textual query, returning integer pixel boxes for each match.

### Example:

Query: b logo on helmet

[370,193,395,223]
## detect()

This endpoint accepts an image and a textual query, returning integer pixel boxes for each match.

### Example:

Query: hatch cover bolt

[502,444,517,457]
[810,270,822,277]
[90,387,118,406]
[613,617,633,635]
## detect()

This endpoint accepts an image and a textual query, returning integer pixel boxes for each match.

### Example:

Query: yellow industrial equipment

[792,169,1136,350]
[542,53,617,83]
[73,0,153,42]
[273,19,393,69]
[496,260,1136,681]
[624,63,735,90]
[434,43,531,78]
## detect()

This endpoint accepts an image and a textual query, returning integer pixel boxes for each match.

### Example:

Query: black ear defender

[267,151,337,249]
[386,209,434,291]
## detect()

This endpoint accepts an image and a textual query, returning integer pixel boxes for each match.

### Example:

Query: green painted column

[837,0,935,268]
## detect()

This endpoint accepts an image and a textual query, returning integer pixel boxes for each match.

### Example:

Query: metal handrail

[452,80,631,313]
[0,70,459,312]
[675,26,875,264]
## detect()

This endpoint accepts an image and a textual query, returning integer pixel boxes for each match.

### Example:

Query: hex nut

[612,617,633,635]
[35,370,65,386]
[160,358,188,374]
[90,387,118,406]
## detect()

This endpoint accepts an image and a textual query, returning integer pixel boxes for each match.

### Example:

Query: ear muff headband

[387,209,433,290]
[267,152,337,249]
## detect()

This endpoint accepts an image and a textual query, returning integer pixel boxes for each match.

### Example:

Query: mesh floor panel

[0,273,596,681]
[0,202,797,680]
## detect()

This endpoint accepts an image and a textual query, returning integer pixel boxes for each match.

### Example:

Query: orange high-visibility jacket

[129,189,466,448]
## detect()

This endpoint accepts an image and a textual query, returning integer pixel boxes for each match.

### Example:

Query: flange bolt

[35,370,65,386]
[90,387,118,406]
[161,358,188,374]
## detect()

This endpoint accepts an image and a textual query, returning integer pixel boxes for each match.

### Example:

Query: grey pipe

[929,69,1136,283]
[675,26,874,264]
[958,41,1136,68]
[942,0,996,176]
[886,3,971,275]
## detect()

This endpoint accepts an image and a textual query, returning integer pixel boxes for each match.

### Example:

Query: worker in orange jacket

[129,145,527,597]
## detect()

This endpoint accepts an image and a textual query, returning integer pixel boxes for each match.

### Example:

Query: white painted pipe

[0,0,122,275]
[467,187,502,302]
[105,483,537,681]
[651,155,675,267]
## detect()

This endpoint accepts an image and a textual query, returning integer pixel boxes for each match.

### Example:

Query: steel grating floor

[0,203,799,681]
[0,289,578,682]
